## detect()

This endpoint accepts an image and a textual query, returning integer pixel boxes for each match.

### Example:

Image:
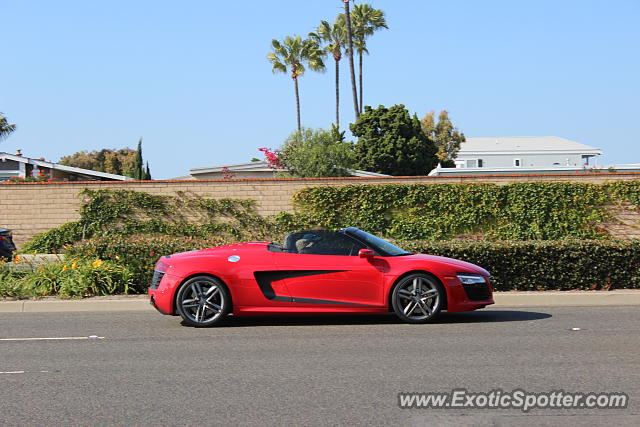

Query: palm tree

[342,0,360,119]
[0,112,16,142]
[267,36,326,133]
[310,15,347,129]
[352,3,388,114]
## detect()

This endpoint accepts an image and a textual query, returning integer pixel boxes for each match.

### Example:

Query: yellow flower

[13,256,21,264]
[71,262,78,270]
[62,265,68,271]
[92,259,104,268]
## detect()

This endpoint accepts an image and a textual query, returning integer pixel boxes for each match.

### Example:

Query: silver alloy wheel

[178,278,226,325]
[394,274,441,321]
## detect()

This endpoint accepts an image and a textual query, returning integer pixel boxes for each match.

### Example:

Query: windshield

[342,227,411,257]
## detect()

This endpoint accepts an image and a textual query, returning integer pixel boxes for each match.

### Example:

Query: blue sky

[2,0,639,179]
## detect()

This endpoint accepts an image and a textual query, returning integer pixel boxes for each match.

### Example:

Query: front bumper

[148,271,181,315]
[443,277,494,312]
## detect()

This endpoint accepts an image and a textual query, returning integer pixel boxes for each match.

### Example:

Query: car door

[274,231,386,307]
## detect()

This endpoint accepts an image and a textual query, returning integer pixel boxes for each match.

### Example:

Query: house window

[514,159,521,167]
[478,159,483,168]
[466,159,477,168]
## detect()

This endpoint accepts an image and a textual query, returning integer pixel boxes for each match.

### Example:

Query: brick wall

[2,172,640,247]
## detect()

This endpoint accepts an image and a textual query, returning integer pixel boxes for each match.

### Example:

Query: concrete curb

[1,290,640,313]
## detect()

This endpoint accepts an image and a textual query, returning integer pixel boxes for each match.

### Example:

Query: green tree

[133,139,144,180]
[421,110,465,167]
[279,126,355,177]
[352,4,388,114]
[104,151,123,175]
[350,104,437,176]
[0,112,17,142]
[342,0,360,118]
[59,145,151,179]
[309,15,347,129]
[144,162,152,180]
[267,35,326,133]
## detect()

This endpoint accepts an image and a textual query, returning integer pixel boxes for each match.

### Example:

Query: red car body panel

[149,238,494,318]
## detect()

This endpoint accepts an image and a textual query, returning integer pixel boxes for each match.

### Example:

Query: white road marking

[0,371,25,374]
[0,370,51,375]
[0,336,105,342]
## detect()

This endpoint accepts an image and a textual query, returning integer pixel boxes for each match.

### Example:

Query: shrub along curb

[1,290,640,313]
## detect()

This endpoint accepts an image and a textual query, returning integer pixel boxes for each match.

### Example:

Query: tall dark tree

[351,104,437,176]
[342,0,360,118]
[144,161,152,180]
[267,35,326,133]
[309,15,347,129]
[352,4,388,114]
[134,138,144,180]
[0,112,16,142]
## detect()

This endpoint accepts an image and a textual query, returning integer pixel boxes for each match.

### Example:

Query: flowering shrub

[66,234,232,292]
[258,147,283,169]
[220,166,236,179]
[3,170,57,183]
[0,257,133,298]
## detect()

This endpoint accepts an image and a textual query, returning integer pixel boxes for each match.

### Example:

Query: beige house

[176,160,389,180]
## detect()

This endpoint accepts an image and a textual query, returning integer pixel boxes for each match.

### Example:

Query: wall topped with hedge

[3,172,640,247]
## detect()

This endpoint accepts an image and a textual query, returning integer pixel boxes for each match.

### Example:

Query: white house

[430,136,605,176]
[0,151,134,182]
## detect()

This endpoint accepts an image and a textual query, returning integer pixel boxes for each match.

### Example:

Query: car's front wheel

[176,275,231,327]
[391,273,444,323]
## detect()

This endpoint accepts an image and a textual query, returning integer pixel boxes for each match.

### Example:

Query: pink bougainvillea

[220,166,236,179]
[258,147,283,169]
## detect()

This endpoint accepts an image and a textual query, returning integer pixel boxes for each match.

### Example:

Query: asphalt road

[0,306,638,426]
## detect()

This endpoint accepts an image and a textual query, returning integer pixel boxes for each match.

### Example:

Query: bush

[66,235,233,292]
[0,258,134,298]
[23,189,276,253]
[398,239,640,291]
[292,183,612,240]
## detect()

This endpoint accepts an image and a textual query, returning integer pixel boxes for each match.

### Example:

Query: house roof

[460,137,603,155]
[189,160,390,178]
[0,152,134,181]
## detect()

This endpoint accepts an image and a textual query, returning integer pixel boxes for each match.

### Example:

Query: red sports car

[148,227,493,327]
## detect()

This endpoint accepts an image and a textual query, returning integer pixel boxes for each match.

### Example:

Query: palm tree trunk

[293,76,301,134]
[335,59,340,129]
[343,0,360,119]
[359,51,363,114]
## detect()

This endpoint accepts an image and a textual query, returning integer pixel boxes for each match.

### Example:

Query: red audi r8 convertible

[149,227,493,327]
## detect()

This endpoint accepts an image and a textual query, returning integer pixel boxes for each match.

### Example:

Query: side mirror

[358,249,375,259]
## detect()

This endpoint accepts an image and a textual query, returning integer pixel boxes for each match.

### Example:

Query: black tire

[175,275,231,327]
[391,273,444,324]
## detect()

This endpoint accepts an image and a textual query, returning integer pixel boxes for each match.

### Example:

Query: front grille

[462,283,491,301]
[150,270,165,289]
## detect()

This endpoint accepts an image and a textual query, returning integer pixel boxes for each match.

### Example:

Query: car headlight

[457,273,486,285]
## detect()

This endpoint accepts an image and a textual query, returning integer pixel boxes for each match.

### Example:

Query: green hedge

[63,236,640,294]
[399,239,640,291]
[291,182,619,240]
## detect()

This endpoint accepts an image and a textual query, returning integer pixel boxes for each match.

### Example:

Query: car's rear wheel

[391,273,443,323]
[176,275,230,327]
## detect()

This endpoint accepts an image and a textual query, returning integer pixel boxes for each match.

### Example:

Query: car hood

[400,253,490,276]
[162,242,270,261]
